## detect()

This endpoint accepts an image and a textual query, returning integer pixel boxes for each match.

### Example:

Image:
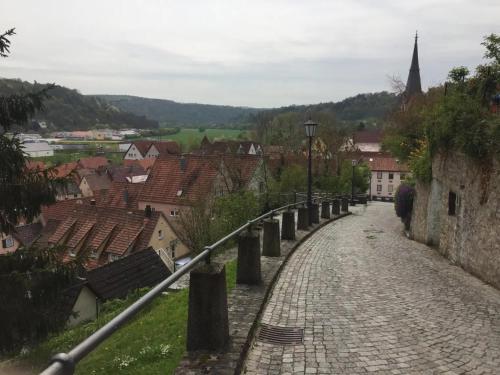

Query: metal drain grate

[257,323,304,345]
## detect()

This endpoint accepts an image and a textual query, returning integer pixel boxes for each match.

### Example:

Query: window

[1,235,14,248]
[400,173,406,180]
[388,185,393,193]
[170,209,179,217]
[377,185,382,192]
[108,253,120,262]
[448,191,457,216]
[158,230,164,240]
[377,172,382,179]
[388,173,394,180]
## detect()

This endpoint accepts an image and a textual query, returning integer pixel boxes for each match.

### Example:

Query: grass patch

[16,259,238,374]
[144,128,248,149]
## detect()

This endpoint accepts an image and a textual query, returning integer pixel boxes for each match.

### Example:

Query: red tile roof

[37,204,164,269]
[138,155,221,205]
[366,157,409,172]
[222,155,262,189]
[77,156,109,170]
[25,160,46,170]
[52,162,78,178]
[123,158,156,171]
[96,181,143,209]
[353,130,383,144]
[82,173,112,193]
[150,141,181,155]
[128,140,181,157]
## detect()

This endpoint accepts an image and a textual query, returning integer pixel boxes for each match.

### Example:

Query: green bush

[394,184,415,230]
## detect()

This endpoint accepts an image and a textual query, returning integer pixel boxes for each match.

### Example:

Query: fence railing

[41,197,333,375]
[39,191,365,375]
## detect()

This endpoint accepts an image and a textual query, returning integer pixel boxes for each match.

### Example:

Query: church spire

[405,31,422,98]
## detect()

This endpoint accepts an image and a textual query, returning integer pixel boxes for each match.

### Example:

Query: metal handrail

[40,199,309,375]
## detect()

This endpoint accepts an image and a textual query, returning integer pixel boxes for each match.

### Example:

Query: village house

[63,247,171,327]
[195,136,263,156]
[0,223,43,255]
[123,140,180,160]
[38,202,189,270]
[365,157,410,201]
[79,173,112,197]
[352,130,384,152]
[137,154,230,218]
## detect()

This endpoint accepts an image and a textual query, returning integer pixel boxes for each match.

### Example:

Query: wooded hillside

[0,79,159,131]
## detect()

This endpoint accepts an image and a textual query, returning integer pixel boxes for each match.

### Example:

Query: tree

[0,28,64,234]
[0,29,78,352]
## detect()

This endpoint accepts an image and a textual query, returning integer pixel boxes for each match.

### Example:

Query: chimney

[180,155,187,172]
[90,199,96,206]
[145,205,152,218]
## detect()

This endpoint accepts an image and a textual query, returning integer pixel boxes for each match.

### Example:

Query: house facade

[366,157,410,201]
[38,203,188,269]
[123,140,180,160]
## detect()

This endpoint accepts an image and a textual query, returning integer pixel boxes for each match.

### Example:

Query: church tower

[405,32,422,98]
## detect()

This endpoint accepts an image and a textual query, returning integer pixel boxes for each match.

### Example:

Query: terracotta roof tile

[37,204,164,269]
[66,220,96,249]
[366,157,409,172]
[77,156,109,170]
[222,155,262,189]
[123,158,156,171]
[49,217,76,244]
[106,225,144,255]
[353,130,383,144]
[96,181,143,209]
[150,141,180,155]
[82,174,112,193]
[138,155,220,205]
[52,162,78,178]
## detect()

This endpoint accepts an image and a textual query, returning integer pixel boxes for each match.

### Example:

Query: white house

[366,157,410,201]
[22,141,54,157]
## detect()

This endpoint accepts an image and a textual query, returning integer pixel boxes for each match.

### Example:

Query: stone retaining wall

[410,152,500,289]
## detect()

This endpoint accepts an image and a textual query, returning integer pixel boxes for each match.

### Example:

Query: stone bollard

[331,199,340,215]
[237,229,261,284]
[187,262,229,351]
[281,210,296,240]
[311,203,320,224]
[321,201,330,219]
[263,218,281,257]
[341,198,349,212]
[297,206,309,230]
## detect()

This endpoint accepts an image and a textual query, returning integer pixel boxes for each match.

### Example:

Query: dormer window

[177,189,183,197]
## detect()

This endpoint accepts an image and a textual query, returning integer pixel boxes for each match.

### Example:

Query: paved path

[243,202,500,374]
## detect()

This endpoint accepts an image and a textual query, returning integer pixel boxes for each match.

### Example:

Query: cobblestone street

[243,202,500,374]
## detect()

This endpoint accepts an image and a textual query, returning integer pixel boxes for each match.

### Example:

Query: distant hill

[97,92,398,129]
[95,95,261,127]
[0,79,159,131]
[257,92,399,125]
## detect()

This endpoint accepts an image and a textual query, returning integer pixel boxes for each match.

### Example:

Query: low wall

[410,152,500,289]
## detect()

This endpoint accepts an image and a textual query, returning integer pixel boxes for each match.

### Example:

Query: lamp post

[304,119,318,223]
[351,159,357,205]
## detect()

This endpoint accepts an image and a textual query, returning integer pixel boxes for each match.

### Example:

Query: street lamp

[351,159,357,205]
[304,119,318,223]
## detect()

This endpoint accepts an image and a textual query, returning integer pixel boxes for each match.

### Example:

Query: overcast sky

[1,0,499,107]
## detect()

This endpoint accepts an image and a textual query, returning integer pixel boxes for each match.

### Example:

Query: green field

[14,260,237,375]
[143,128,249,150]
